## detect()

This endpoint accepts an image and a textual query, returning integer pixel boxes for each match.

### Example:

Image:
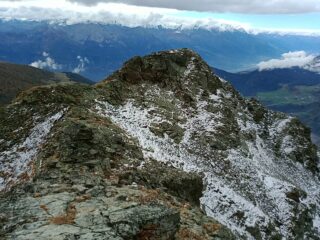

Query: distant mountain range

[1,20,320,81]
[213,66,320,146]
[0,61,93,105]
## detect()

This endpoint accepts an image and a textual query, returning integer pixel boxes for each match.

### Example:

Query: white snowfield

[0,110,66,192]
[95,57,320,239]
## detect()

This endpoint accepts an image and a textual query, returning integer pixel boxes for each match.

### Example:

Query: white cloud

[0,0,319,35]
[43,0,320,14]
[257,51,316,71]
[0,0,251,31]
[73,56,89,74]
[42,51,49,57]
[30,52,62,70]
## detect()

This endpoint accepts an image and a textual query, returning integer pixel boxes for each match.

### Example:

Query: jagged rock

[118,160,204,205]
[0,49,319,239]
[108,204,179,239]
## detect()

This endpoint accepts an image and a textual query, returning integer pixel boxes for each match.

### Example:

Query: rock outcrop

[0,49,319,239]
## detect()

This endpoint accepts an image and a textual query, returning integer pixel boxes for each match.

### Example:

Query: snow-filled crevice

[0,109,66,192]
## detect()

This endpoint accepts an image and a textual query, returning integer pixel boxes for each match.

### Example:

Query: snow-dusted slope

[94,49,320,239]
[0,49,319,239]
[0,110,66,192]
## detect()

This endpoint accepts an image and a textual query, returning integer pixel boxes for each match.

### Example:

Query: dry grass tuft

[18,172,31,181]
[34,192,41,198]
[74,194,91,203]
[139,189,160,204]
[49,204,76,225]
[176,228,205,240]
[39,204,49,214]
[107,174,120,185]
[203,222,221,234]
[136,224,159,240]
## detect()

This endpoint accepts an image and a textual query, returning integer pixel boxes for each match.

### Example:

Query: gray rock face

[2,194,178,240]
[0,73,234,239]
[0,49,319,239]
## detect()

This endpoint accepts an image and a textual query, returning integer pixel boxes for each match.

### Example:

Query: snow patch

[183,57,196,78]
[0,110,66,192]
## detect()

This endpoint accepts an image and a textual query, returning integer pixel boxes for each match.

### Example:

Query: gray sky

[1,0,320,14]
[65,0,320,14]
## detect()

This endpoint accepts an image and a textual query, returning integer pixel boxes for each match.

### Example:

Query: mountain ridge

[2,20,320,80]
[0,61,93,105]
[0,49,319,239]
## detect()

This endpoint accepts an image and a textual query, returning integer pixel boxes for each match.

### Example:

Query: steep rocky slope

[0,49,319,239]
[0,62,93,105]
[213,67,320,146]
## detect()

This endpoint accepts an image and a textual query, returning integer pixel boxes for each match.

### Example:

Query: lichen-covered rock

[108,204,179,239]
[0,76,234,239]
[117,160,204,206]
[0,49,319,239]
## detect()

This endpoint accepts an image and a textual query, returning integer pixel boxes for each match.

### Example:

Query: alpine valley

[1,49,320,239]
[213,65,320,146]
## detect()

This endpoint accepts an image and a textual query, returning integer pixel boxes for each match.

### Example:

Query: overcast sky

[64,0,320,14]
[0,0,319,33]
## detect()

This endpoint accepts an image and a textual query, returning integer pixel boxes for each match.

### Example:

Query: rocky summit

[0,49,319,239]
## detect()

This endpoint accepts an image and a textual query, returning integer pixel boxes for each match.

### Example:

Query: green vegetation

[257,84,320,106]
[0,62,93,105]
[256,84,320,146]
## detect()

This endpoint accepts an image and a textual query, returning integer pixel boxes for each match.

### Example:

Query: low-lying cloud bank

[73,56,89,74]
[0,1,250,31]
[0,0,319,35]
[30,52,62,70]
[30,52,89,73]
[257,51,319,71]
